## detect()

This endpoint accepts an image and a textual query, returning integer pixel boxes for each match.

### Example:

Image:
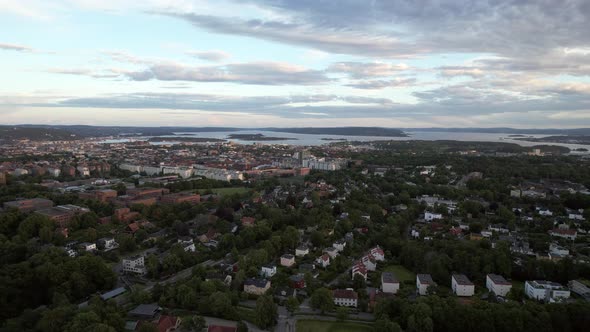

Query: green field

[209,187,249,195]
[237,306,256,324]
[383,265,415,282]
[297,320,373,332]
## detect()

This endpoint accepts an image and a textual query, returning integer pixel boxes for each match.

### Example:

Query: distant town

[1,128,590,332]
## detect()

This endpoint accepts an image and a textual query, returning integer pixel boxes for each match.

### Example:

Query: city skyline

[1,0,589,128]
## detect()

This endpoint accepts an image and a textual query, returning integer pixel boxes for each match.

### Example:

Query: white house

[486,274,512,297]
[333,289,358,308]
[351,262,368,281]
[177,237,196,252]
[452,274,475,297]
[381,272,400,294]
[324,247,339,258]
[122,255,146,275]
[261,264,277,278]
[537,208,553,216]
[280,254,296,267]
[416,274,436,295]
[295,245,309,257]
[368,246,385,261]
[425,211,443,221]
[79,242,97,252]
[549,243,570,258]
[316,254,330,268]
[98,237,118,251]
[333,240,346,252]
[525,280,570,302]
[550,229,577,241]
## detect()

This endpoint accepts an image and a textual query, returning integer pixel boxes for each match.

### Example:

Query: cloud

[158,12,419,58]
[186,50,231,62]
[328,62,410,79]
[347,78,417,90]
[0,42,34,52]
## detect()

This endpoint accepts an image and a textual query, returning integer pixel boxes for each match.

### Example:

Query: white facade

[333,289,358,308]
[416,274,435,295]
[80,242,97,252]
[280,254,295,267]
[381,272,400,294]
[261,265,277,278]
[122,255,146,274]
[425,211,443,221]
[333,240,346,252]
[525,280,571,302]
[295,246,309,257]
[452,274,475,297]
[486,274,512,297]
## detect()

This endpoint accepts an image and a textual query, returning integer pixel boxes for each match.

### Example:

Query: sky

[1,0,590,128]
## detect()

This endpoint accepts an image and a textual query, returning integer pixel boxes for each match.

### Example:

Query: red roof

[333,289,358,300]
[207,325,237,332]
[157,315,179,332]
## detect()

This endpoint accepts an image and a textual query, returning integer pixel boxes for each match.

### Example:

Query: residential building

[550,228,577,240]
[525,280,571,302]
[78,189,117,203]
[244,278,271,295]
[452,274,475,297]
[36,205,90,228]
[417,274,436,295]
[97,237,118,251]
[324,247,339,258]
[122,255,147,275]
[351,262,368,281]
[280,254,295,267]
[316,254,330,268]
[289,274,306,289]
[381,272,400,294]
[161,193,200,205]
[261,264,277,278]
[425,211,443,221]
[486,274,512,297]
[568,280,590,300]
[333,289,358,307]
[3,198,54,212]
[295,245,309,257]
[333,239,346,252]
[177,237,196,252]
[79,242,97,252]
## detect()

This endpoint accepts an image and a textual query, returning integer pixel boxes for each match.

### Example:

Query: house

[381,272,400,294]
[549,228,577,240]
[295,245,309,257]
[568,280,590,300]
[177,237,196,252]
[244,278,271,295]
[324,247,339,258]
[486,274,512,297]
[368,246,385,261]
[425,211,443,221]
[97,237,118,251]
[155,315,181,332]
[549,243,570,259]
[79,242,97,252]
[417,274,436,295]
[128,303,161,320]
[316,254,331,268]
[537,207,553,216]
[452,274,475,297]
[333,289,358,308]
[351,262,368,281]
[198,229,220,243]
[241,216,255,227]
[3,198,54,212]
[122,255,147,275]
[289,274,306,289]
[333,240,346,252]
[360,255,377,271]
[525,280,570,302]
[280,254,296,267]
[261,264,277,278]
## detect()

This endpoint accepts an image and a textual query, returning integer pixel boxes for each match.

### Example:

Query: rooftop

[487,274,511,285]
[382,272,399,284]
[417,274,435,285]
[453,274,474,286]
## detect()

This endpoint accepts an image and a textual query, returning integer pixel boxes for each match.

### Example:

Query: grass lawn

[297,320,373,332]
[237,306,256,324]
[209,187,249,195]
[383,265,415,282]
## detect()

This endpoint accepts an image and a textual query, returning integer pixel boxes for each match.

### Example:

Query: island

[227,133,297,141]
[147,137,226,143]
[321,138,347,141]
[265,127,407,137]
[514,135,590,145]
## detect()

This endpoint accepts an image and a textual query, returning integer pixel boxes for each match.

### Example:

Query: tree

[281,226,300,249]
[286,297,299,315]
[184,315,206,331]
[336,306,349,321]
[136,322,158,332]
[310,288,334,314]
[353,274,367,290]
[237,321,249,332]
[254,294,277,329]
[374,318,401,332]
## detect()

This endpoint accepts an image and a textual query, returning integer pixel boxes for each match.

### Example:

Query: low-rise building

[333,240,346,252]
[97,237,118,251]
[550,228,577,240]
[568,280,590,300]
[381,272,400,294]
[316,254,330,268]
[261,264,277,278]
[452,274,475,297]
[525,280,571,302]
[244,278,271,295]
[295,245,309,257]
[324,247,339,258]
[333,289,358,308]
[280,254,295,267]
[417,274,436,295]
[177,237,196,252]
[486,274,512,297]
[3,198,54,212]
[122,255,147,275]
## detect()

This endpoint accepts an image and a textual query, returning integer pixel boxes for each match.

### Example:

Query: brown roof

[333,289,358,300]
